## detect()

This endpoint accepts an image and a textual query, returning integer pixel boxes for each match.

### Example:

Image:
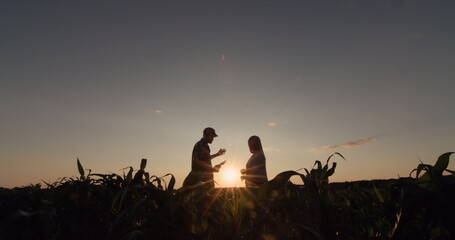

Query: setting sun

[219,167,241,187]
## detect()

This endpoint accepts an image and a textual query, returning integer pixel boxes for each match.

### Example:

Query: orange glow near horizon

[218,165,242,187]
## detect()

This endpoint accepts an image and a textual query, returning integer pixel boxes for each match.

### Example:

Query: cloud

[268,122,277,127]
[264,147,281,152]
[155,110,162,114]
[310,137,378,153]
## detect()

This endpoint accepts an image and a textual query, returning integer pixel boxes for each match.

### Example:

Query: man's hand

[213,160,226,172]
[211,149,226,159]
[216,148,226,156]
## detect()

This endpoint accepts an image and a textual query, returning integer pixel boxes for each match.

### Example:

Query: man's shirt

[191,138,214,182]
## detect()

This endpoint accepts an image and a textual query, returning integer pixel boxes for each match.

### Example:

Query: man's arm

[210,148,226,159]
[213,160,226,172]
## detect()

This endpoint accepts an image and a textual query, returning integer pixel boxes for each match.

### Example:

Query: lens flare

[220,167,240,187]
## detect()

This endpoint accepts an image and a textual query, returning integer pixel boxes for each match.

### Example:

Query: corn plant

[390,152,455,239]
[1,152,454,240]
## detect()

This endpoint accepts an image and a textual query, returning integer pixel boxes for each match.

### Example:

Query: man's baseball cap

[203,127,218,137]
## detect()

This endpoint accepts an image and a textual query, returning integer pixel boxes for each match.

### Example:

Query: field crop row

[1,153,454,240]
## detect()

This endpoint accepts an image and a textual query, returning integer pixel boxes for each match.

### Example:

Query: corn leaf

[412,163,431,178]
[144,172,150,184]
[322,164,329,175]
[326,162,337,178]
[126,167,133,183]
[314,160,322,170]
[77,158,85,178]
[372,182,385,203]
[109,191,123,216]
[327,152,346,163]
[140,158,147,171]
[162,173,175,191]
[433,152,454,175]
[265,170,306,190]
[304,168,310,176]
[132,170,144,185]
[119,186,131,211]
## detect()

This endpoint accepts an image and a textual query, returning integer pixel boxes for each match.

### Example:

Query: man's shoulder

[194,139,208,148]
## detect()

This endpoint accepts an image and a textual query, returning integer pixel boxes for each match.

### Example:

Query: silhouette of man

[183,127,226,189]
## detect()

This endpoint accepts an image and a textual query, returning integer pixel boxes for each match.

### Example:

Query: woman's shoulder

[256,150,266,158]
[250,151,265,161]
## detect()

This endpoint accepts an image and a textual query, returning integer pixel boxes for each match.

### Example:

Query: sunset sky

[1,1,454,188]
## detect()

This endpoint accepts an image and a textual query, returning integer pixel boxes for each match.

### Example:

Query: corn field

[1,152,454,240]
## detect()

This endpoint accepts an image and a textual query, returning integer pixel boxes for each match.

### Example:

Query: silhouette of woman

[241,136,268,187]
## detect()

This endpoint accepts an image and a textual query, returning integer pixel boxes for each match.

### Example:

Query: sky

[1,0,454,188]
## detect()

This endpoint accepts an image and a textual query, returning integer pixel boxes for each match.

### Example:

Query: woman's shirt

[244,151,268,187]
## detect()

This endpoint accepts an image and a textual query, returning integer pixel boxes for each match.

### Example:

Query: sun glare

[220,167,241,187]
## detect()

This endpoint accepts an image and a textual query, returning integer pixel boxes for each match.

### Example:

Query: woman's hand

[240,169,246,181]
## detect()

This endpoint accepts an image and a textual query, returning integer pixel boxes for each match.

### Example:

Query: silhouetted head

[203,127,218,143]
[248,135,263,153]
